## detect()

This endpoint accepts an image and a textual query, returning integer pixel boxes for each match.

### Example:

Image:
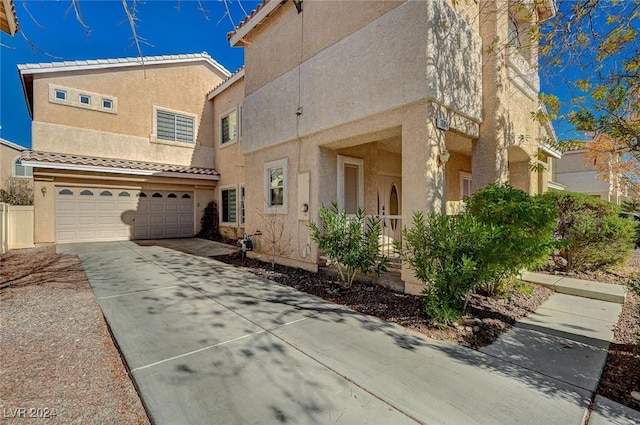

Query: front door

[376,174,402,243]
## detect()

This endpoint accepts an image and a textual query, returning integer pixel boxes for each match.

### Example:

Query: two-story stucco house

[18,54,230,244]
[206,0,557,293]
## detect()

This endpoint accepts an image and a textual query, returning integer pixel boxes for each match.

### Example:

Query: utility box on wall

[298,172,310,221]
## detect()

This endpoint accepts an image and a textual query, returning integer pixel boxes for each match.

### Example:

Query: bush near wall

[542,190,636,271]
[464,184,557,293]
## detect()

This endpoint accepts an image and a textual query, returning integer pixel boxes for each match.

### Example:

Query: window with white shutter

[156,109,195,143]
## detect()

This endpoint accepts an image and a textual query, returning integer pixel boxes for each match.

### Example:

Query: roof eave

[538,142,562,159]
[0,138,25,151]
[2,0,18,36]
[228,0,287,47]
[20,160,220,181]
[536,0,557,22]
[208,68,245,100]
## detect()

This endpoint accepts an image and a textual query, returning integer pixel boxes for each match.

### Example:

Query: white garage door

[55,187,194,243]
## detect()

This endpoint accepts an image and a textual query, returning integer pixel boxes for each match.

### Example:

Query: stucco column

[33,179,55,245]
[400,102,446,295]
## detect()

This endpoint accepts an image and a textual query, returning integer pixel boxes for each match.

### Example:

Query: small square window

[80,94,91,105]
[102,99,113,109]
[55,90,67,100]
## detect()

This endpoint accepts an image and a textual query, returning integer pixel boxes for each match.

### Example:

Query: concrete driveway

[59,239,593,425]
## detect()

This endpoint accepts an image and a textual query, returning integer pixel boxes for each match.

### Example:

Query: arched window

[80,190,94,196]
[119,191,131,197]
[152,192,163,198]
[100,191,113,196]
[168,193,177,198]
[13,158,33,178]
[181,193,191,199]
[137,192,147,198]
[58,189,73,195]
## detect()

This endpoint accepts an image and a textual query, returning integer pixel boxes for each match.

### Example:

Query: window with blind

[221,110,238,145]
[157,109,195,143]
[221,187,237,223]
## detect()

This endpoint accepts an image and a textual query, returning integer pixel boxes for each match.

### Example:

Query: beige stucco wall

[212,77,246,237]
[243,1,405,96]
[31,62,225,167]
[473,0,543,194]
[32,169,216,245]
[242,0,482,154]
[0,143,22,188]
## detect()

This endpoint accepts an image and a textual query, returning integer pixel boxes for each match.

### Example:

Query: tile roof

[228,0,286,46]
[207,67,245,99]
[17,52,230,77]
[0,0,19,35]
[21,150,220,178]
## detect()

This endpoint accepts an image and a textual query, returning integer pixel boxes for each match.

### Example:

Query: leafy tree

[535,0,640,193]
[542,190,636,271]
[307,203,389,288]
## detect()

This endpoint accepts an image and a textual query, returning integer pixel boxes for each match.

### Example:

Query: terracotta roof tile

[21,150,220,177]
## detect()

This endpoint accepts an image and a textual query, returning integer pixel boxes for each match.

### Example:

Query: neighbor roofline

[0,138,26,151]
[2,0,18,36]
[20,160,221,181]
[17,53,230,78]
[228,0,287,47]
[208,68,245,100]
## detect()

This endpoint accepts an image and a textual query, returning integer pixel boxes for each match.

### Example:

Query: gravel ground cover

[0,247,149,425]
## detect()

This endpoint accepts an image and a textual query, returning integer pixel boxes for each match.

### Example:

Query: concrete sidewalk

[58,241,638,424]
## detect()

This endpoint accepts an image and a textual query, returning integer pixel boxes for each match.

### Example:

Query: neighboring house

[553,149,632,205]
[0,0,18,36]
[18,54,230,244]
[0,138,31,189]
[212,0,557,293]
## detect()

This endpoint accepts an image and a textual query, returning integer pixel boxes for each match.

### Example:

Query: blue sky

[0,0,260,147]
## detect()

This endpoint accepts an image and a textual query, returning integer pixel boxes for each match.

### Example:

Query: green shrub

[307,203,389,287]
[542,190,636,271]
[465,183,557,293]
[398,212,501,325]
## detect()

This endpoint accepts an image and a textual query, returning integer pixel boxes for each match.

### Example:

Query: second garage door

[55,187,194,243]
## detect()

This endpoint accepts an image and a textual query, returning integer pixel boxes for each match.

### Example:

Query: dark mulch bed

[215,253,551,349]
[597,290,640,412]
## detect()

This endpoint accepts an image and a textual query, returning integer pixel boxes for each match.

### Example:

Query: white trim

[459,171,473,198]
[18,54,230,79]
[207,69,245,100]
[0,138,25,151]
[219,184,239,225]
[264,158,288,214]
[229,1,286,47]
[548,181,566,191]
[337,155,364,213]
[538,142,562,159]
[12,156,33,178]
[20,160,220,181]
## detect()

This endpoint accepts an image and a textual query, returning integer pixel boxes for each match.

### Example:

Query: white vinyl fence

[0,203,34,254]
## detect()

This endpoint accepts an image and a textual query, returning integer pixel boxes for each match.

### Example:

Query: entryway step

[520,272,627,304]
